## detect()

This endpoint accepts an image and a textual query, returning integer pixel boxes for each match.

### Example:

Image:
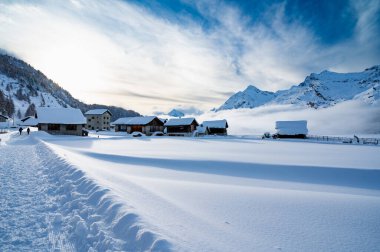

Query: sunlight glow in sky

[0,0,379,114]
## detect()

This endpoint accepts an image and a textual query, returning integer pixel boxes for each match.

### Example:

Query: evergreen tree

[17,109,22,119]
[25,103,36,117]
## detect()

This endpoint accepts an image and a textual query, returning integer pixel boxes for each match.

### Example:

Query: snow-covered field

[1,131,380,251]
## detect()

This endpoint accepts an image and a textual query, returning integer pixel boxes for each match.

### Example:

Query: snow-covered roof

[85,109,112,116]
[196,125,209,134]
[158,118,167,124]
[112,116,160,125]
[165,118,198,126]
[202,119,228,129]
[36,107,86,124]
[275,120,308,135]
[19,117,38,126]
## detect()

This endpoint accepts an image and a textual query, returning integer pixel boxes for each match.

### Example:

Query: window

[88,119,91,122]
[48,124,60,131]
[92,116,95,119]
[66,125,77,131]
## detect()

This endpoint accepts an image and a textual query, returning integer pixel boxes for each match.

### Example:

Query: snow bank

[41,136,380,252]
[1,133,172,251]
[38,142,172,251]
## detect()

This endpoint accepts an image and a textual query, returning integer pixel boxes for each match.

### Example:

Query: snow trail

[0,135,73,251]
[0,134,171,251]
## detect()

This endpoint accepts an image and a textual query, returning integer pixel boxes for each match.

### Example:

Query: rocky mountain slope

[217,66,380,111]
[0,54,139,119]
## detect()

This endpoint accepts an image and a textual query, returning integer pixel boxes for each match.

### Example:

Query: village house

[195,125,210,137]
[112,116,164,136]
[19,116,38,127]
[36,107,87,136]
[275,120,308,138]
[165,118,199,136]
[85,109,112,130]
[202,119,229,135]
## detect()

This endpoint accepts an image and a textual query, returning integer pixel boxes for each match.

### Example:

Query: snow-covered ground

[1,131,380,251]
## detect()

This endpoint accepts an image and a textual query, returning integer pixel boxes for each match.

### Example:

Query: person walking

[18,127,23,135]
[27,128,30,135]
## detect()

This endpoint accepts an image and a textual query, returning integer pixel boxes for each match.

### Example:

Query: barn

[202,119,229,135]
[112,116,164,136]
[36,107,87,136]
[165,118,199,136]
[275,120,308,138]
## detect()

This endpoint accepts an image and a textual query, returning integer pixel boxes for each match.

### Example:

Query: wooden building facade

[165,118,199,136]
[36,107,87,136]
[113,116,164,136]
[202,120,229,135]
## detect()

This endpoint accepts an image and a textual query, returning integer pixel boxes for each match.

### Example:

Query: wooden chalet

[195,125,210,137]
[275,120,308,138]
[202,119,229,135]
[165,118,199,136]
[112,116,164,136]
[36,107,87,136]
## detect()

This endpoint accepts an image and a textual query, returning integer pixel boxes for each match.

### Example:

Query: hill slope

[0,54,139,119]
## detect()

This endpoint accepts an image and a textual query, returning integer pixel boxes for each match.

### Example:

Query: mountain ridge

[0,53,140,120]
[217,65,380,111]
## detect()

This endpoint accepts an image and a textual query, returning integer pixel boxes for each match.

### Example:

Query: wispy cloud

[0,0,379,113]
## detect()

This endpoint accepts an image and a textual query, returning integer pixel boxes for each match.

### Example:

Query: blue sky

[0,0,379,113]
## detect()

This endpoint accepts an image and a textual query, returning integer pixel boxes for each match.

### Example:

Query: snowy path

[0,134,171,251]
[0,135,74,251]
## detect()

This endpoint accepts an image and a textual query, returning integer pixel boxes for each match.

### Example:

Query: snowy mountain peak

[168,109,185,118]
[217,65,380,111]
[216,84,275,111]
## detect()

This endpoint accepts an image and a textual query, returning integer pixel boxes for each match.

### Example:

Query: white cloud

[0,0,378,114]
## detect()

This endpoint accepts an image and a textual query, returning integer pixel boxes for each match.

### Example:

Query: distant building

[112,116,164,135]
[85,109,112,130]
[165,118,199,136]
[36,107,87,136]
[195,125,210,137]
[202,119,229,135]
[19,116,38,127]
[275,120,308,138]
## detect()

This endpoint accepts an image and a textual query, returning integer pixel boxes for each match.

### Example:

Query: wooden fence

[307,135,379,145]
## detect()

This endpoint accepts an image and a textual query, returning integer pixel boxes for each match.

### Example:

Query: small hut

[36,107,87,136]
[195,125,210,137]
[275,120,308,138]
[112,116,164,135]
[165,118,199,136]
[202,119,229,135]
